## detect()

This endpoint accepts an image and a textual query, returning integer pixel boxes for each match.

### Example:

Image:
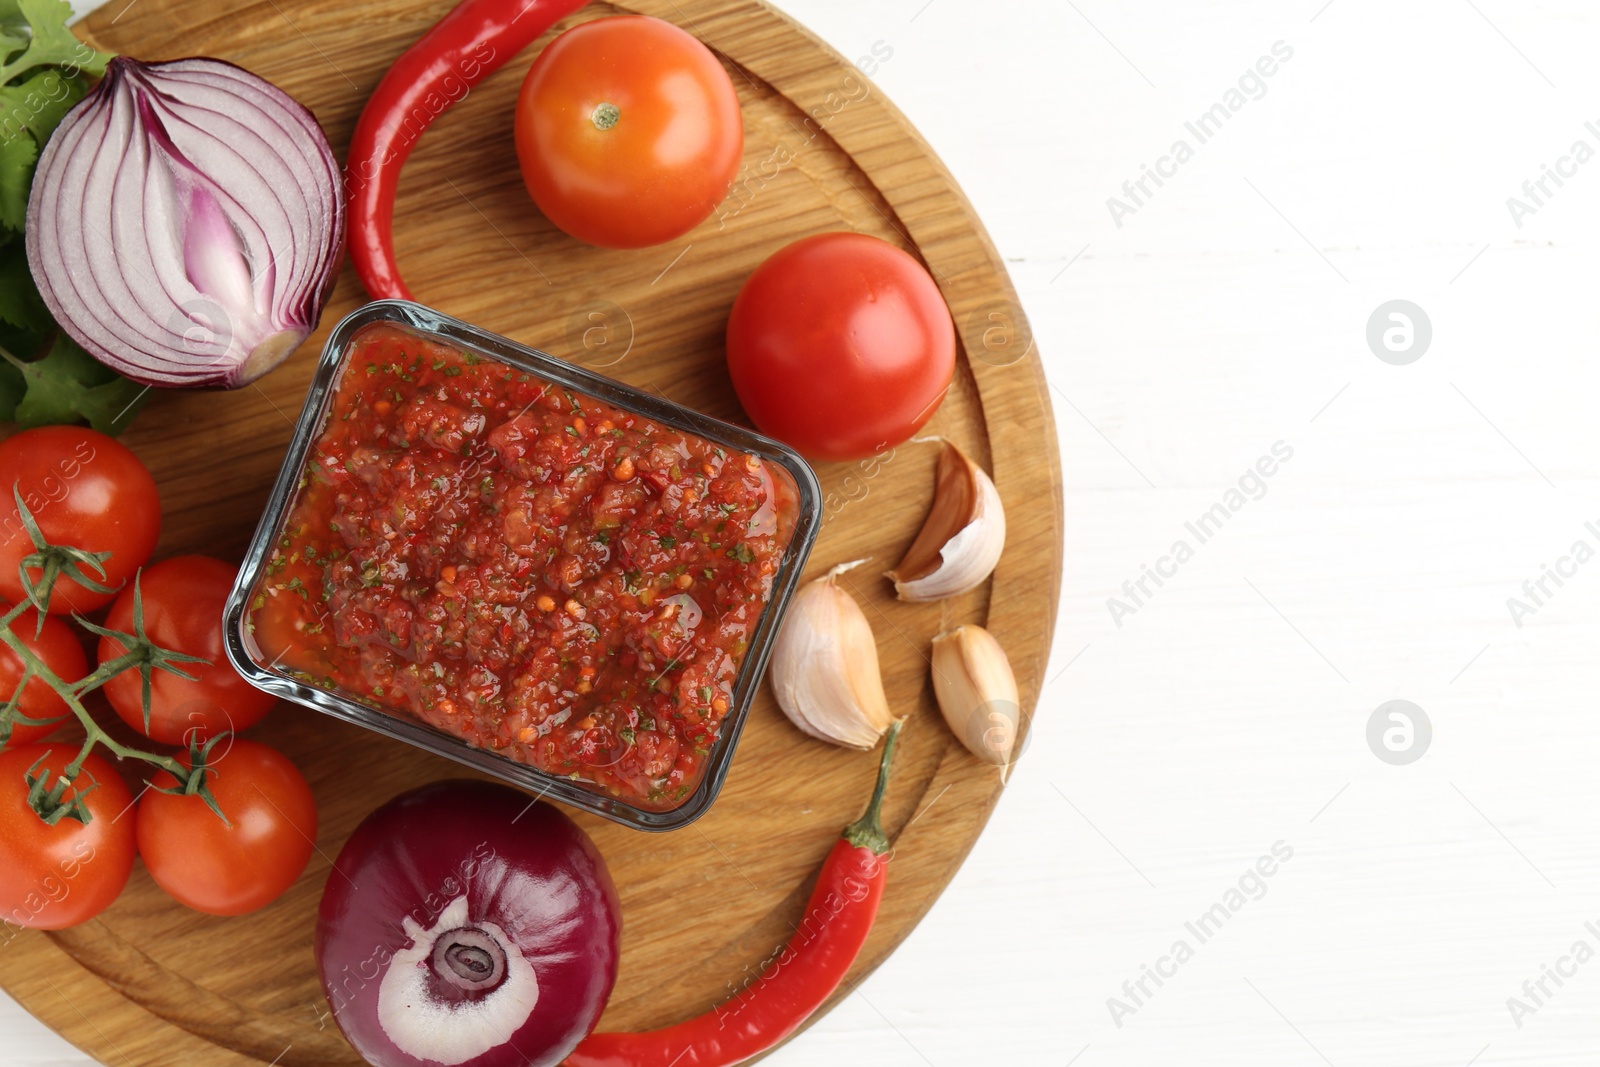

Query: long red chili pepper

[566,721,903,1067]
[345,0,589,300]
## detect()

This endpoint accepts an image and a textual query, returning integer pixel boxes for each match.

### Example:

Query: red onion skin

[317,781,621,1067]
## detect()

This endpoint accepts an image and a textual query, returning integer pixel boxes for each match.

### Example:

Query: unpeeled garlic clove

[768,561,895,749]
[887,441,1005,602]
[930,624,1021,769]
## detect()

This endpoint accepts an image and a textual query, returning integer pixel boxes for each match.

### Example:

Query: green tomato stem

[0,489,224,824]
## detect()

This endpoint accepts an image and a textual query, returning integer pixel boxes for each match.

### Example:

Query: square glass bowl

[223,300,821,831]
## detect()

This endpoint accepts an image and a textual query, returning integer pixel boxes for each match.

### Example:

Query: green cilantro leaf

[0,2,26,58]
[1,68,85,147]
[0,0,110,85]
[0,309,43,394]
[0,239,47,333]
[0,125,34,229]
[6,333,147,435]
[0,229,51,391]
[0,32,25,66]
[0,352,20,420]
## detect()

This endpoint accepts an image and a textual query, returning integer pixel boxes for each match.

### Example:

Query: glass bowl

[223,300,821,831]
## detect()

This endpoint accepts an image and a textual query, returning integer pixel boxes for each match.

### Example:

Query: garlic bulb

[887,441,1006,602]
[930,625,1020,769]
[768,561,894,749]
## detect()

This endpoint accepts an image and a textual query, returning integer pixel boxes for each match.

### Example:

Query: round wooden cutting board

[0,1,1061,1063]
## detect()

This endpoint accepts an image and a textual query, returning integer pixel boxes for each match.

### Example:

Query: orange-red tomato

[726,233,956,462]
[514,15,743,248]
[0,744,135,930]
[136,739,316,916]
[0,603,88,749]
[99,555,275,745]
[0,426,160,614]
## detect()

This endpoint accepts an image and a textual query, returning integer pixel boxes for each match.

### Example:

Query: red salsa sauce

[250,323,797,810]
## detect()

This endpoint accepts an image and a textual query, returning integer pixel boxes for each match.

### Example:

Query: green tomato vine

[0,486,230,825]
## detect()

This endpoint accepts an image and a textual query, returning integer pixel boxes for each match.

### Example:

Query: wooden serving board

[0,1,1061,1063]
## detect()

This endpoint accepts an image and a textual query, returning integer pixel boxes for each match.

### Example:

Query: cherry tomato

[0,744,135,929]
[725,233,956,462]
[0,603,88,749]
[98,556,274,745]
[514,15,743,248]
[0,426,161,615]
[136,739,316,916]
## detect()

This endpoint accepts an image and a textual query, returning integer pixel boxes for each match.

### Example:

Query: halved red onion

[25,56,344,389]
[317,781,622,1067]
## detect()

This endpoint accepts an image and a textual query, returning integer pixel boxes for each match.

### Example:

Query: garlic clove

[768,560,894,749]
[930,625,1021,769]
[888,441,1006,602]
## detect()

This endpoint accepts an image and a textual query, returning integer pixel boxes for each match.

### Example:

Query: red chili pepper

[565,720,902,1067]
[345,0,590,300]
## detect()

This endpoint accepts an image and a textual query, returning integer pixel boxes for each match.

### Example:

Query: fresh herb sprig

[0,487,230,825]
[0,0,143,435]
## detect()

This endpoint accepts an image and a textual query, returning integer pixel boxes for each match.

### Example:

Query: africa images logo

[1107,442,1294,628]
[1106,41,1295,228]
[1106,841,1295,1028]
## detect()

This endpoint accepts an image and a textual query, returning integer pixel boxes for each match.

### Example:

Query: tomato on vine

[0,426,160,615]
[0,603,88,749]
[137,739,316,916]
[0,487,241,930]
[98,556,276,745]
[0,744,136,930]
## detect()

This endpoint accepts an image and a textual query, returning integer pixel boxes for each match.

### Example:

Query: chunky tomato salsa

[249,322,797,810]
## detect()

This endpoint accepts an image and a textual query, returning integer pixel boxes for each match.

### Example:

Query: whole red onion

[316,781,621,1067]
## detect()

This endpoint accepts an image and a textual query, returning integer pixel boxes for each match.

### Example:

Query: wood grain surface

[0,1,1060,1063]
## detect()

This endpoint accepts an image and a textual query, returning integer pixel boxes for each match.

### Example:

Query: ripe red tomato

[514,15,743,248]
[136,739,316,916]
[0,426,160,615]
[98,555,274,745]
[0,744,135,929]
[725,233,956,462]
[0,603,88,749]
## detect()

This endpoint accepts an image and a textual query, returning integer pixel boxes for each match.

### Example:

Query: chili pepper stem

[841,718,902,855]
[567,720,903,1067]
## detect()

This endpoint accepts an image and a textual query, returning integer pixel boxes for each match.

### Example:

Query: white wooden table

[11,1,1600,1064]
